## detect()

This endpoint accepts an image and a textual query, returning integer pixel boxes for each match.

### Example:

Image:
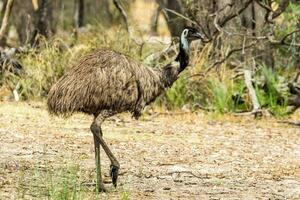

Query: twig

[216,0,252,31]
[281,29,300,44]
[254,0,272,12]
[278,120,300,127]
[189,41,258,78]
[164,8,197,26]
[163,8,210,42]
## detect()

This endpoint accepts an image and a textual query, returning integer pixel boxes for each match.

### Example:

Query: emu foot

[81,181,106,193]
[97,183,107,193]
[110,165,119,187]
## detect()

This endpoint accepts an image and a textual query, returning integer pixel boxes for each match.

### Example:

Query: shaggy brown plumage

[47,27,202,192]
[47,49,180,118]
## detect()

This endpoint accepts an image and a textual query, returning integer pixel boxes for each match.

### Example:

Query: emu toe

[110,165,119,187]
[97,184,107,193]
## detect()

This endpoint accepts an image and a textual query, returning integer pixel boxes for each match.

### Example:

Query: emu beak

[193,32,203,40]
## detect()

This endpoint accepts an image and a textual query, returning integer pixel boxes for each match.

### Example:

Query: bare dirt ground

[0,102,300,199]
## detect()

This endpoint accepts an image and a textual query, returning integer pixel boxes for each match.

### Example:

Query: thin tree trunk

[30,0,55,46]
[244,66,261,116]
[1,0,7,18]
[0,0,14,46]
[113,0,129,33]
[74,0,84,29]
[150,6,162,34]
[156,0,185,37]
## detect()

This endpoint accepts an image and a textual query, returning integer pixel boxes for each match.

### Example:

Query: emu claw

[110,165,119,187]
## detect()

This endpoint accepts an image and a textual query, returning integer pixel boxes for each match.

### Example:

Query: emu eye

[183,29,188,37]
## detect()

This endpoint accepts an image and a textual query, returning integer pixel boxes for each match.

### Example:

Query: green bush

[255,66,289,116]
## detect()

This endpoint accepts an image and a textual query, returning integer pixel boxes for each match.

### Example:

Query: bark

[0,0,14,46]
[12,0,58,45]
[244,68,261,115]
[288,75,300,110]
[150,6,162,34]
[241,1,274,68]
[74,0,84,29]
[113,0,129,33]
[272,0,290,19]
[156,0,186,37]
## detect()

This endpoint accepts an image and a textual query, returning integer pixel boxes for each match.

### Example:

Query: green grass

[1,25,161,101]
[16,161,131,200]
[255,66,289,116]
[157,72,190,109]
[17,163,84,199]
[120,190,130,200]
[0,25,294,116]
[206,78,248,114]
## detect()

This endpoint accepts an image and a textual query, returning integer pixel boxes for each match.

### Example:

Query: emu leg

[91,119,120,187]
[91,124,106,192]
[98,127,120,187]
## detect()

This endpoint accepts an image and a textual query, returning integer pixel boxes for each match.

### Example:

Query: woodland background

[0,0,300,116]
[0,1,300,199]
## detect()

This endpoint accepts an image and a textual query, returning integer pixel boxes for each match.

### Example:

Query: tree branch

[189,41,258,78]
[216,0,253,30]
[272,0,290,19]
[113,0,129,33]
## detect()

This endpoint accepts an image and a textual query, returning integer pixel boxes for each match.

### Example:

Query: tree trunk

[12,0,57,45]
[150,5,162,34]
[244,67,261,115]
[0,0,14,46]
[156,0,185,37]
[74,0,84,29]
[241,1,274,68]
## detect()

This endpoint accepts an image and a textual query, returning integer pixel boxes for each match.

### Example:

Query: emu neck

[160,37,190,88]
[175,37,189,73]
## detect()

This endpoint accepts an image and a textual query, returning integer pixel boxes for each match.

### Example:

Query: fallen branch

[278,120,300,127]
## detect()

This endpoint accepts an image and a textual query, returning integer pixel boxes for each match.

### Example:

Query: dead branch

[113,0,129,33]
[162,8,210,41]
[164,8,197,26]
[31,0,39,10]
[189,41,258,78]
[268,35,300,48]
[0,0,14,45]
[272,0,290,19]
[278,120,300,127]
[216,0,253,32]
[244,67,261,116]
[254,0,272,12]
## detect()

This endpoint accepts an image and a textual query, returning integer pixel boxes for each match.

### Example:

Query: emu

[47,27,202,192]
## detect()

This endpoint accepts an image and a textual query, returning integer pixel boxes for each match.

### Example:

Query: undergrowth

[0,26,292,116]
[17,161,130,200]
[1,26,160,100]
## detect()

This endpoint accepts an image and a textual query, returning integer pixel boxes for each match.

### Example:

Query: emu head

[180,27,203,51]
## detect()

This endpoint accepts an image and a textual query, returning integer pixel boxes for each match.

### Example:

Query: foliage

[254,66,289,116]
[156,72,190,109]
[18,163,82,199]
[1,26,159,100]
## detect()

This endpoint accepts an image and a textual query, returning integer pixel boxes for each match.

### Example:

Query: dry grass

[0,102,299,199]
